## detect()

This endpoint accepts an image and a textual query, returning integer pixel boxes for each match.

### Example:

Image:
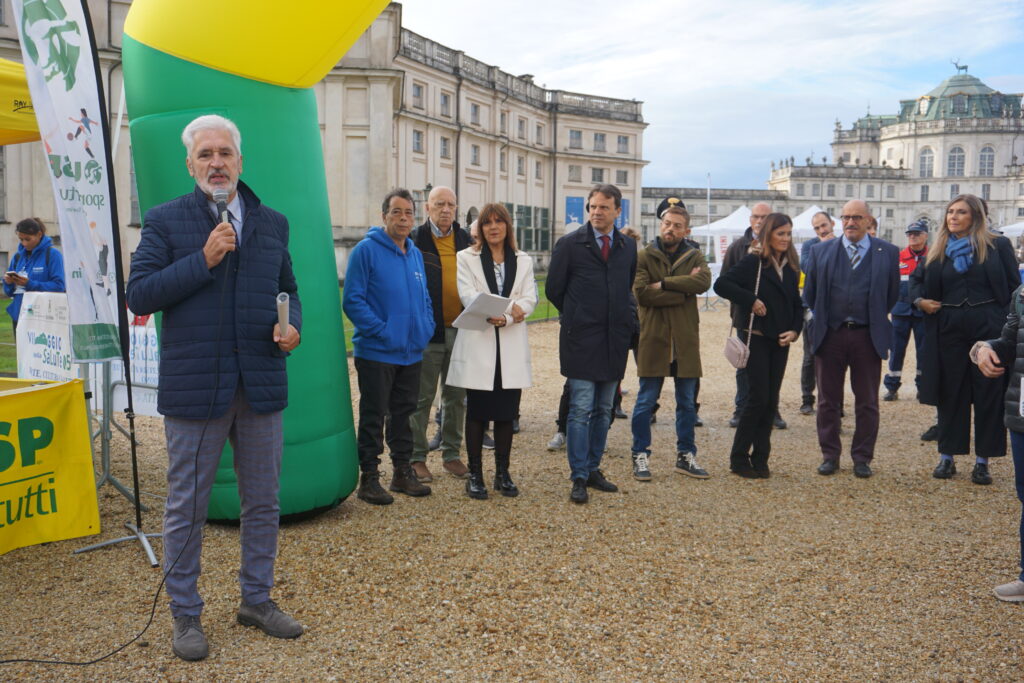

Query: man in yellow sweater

[410,186,472,481]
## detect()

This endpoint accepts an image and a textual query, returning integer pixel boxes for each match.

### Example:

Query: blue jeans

[566,378,617,481]
[1011,431,1024,581]
[631,376,697,455]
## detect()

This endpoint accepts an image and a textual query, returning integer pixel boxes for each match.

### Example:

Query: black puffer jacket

[987,285,1024,433]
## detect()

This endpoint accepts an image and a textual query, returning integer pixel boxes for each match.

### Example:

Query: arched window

[979,146,995,177]
[947,146,965,177]
[919,148,934,178]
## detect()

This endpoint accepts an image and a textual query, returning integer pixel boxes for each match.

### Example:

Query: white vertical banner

[12,0,120,361]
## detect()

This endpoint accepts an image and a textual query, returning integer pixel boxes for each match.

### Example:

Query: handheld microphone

[212,188,230,224]
[277,292,290,338]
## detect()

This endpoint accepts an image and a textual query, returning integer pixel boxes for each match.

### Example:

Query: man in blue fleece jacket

[343,188,435,505]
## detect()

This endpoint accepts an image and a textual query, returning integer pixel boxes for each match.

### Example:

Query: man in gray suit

[803,200,899,478]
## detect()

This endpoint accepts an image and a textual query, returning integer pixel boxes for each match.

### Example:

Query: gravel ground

[3,306,1023,681]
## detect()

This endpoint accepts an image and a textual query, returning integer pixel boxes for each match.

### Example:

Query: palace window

[947,146,965,177]
[845,184,854,197]
[886,185,895,198]
[535,160,542,179]
[919,148,934,178]
[536,124,544,145]
[412,129,424,153]
[979,146,995,177]
[795,183,804,196]
[440,93,451,117]
[594,133,606,152]
[500,151,507,172]
[616,169,628,185]
[517,117,526,140]
[982,183,991,201]
[470,144,480,166]
[826,184,835,197]
[412,83,424,109]
[591,167,604,183]
[865,185,874,198]
[617,135,629,154]
[500,112,507,134]
[950,183,960,199]
[517,155,525,176]
[440,137,451,159]
[920,185,929,202]
[470,103,481,125]
[568,164,582,182]
[569,129,582,149]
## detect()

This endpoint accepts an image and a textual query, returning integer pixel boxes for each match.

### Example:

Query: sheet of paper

[453,292,510,331]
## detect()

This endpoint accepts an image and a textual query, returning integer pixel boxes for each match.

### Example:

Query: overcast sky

[399,0,1024,190]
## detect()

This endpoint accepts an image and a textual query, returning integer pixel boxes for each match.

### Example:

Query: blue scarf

[945,234,973,274]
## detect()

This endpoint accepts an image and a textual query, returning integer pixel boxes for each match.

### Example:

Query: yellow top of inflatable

[124,0,389,88]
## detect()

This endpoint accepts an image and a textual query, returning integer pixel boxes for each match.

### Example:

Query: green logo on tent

[21,0,81,91]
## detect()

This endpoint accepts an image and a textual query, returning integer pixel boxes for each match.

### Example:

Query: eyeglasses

[840,215,865,223]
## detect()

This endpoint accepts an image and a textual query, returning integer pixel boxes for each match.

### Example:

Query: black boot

[493,451,519,497]
[357,470,394,505]
[466,452,488,499]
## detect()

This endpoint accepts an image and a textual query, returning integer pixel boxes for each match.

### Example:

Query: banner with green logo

[12,0,120,361]
[0,378,100,556]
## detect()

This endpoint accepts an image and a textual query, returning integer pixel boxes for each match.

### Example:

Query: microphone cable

[1,236,234,668]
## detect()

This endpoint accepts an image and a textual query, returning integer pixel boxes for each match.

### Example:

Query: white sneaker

[547,431,566,451]
[994,579,1024,602]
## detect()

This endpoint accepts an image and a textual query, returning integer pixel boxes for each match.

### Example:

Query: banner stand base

[74,521,161,568]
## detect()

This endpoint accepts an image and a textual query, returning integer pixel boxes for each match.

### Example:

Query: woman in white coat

[447,203,538,499]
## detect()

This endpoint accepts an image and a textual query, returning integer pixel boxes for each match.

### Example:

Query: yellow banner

[0,379,100,555]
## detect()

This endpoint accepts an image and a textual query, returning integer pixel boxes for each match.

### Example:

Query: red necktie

[600,234,610,261]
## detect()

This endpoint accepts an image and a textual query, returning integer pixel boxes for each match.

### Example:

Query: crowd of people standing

[340,182,1024,606]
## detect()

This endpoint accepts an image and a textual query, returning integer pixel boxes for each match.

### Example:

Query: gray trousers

[163,388,283,617]
[409,327,466,462]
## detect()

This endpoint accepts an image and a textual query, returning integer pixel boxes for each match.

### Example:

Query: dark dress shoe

[728,415,740,428]
[773,414,787,430]
[971,463,992,485]
[512,419,520,434]
[800,403,814,415]
[614,407,628,420]
[752,459,771,478]
[853,462,873,478]
[570,478,589,504]
[586,470,618,492]
[921,425,938,442]
[493,471,520,497]
[465,472,488,500]
[817,460,839,476]
[731,465,760,479]
[933,459,956,479]
[883,390,898,401]
[694,414,703,427]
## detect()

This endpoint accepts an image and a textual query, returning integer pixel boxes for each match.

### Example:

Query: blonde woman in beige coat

[447,203,538,499]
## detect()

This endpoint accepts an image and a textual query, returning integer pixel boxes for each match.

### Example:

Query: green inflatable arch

[121,0,386,518]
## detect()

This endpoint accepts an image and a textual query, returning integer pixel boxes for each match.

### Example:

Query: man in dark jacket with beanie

[127,115,303,661]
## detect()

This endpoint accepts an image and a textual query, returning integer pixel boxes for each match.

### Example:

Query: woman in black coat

[714,213,803,478]
[910,193,1021,485]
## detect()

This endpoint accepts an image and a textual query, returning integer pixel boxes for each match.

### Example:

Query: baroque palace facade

[643,68,1024,251]
[0,1,647,275]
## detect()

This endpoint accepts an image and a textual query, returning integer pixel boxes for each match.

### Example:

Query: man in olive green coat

[630,205,712,481]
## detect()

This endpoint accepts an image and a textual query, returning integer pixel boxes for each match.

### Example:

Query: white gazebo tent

[996,221,1024,239]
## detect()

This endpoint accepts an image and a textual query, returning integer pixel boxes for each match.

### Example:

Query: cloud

[399,0,1024,187]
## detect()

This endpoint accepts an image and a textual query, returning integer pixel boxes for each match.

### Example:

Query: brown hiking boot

[390,463,432,497]
[411,461,433,482]
[442,459,469,479]
[357,471,394,505]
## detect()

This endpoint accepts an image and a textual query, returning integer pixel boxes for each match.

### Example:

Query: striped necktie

[847,243,861,269]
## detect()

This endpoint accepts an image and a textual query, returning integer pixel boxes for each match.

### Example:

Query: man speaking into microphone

[127,114,302,661]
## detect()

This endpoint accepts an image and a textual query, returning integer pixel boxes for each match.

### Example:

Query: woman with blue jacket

[3,218,66,331]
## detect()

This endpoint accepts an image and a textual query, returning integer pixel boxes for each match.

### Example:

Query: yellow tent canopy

[0,57,39,145]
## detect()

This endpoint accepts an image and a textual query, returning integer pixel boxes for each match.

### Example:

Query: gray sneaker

[547,431,566,451]
[994,579,1024,602]
[172,615,209,661]
[237,599,303,639]
[482,432,495,450]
